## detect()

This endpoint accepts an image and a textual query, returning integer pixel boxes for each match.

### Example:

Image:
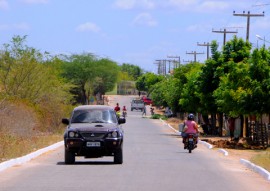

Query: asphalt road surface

[0,95,269,191]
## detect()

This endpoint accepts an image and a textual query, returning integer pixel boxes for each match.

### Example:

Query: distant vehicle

[142,97,153,105]
[164,107,174,118]
[131,99,145,111]
[62,105,126,164]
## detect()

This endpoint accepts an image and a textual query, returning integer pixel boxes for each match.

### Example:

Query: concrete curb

[199,140,213,149]
[0,141,63,172]
[240,159,270,181]
[218,149,229,156]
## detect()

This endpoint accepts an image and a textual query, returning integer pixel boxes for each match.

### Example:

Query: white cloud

[0,22,30,31]
[13,22,30,30]
[20,0,49,4]
[253,17,270,30]
[76,22,101,33]
[132,13,157,27]
[0,0,9,10]
[186,23,211,33]
[198,1,229,11]
[114,0,155,10]
[166,0,198,10]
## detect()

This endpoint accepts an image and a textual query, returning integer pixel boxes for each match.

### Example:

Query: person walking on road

[142,104,146,117]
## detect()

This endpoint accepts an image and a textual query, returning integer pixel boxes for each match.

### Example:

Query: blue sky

[0,0,270,72]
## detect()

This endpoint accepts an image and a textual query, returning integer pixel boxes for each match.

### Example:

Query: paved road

[0,95,269,191]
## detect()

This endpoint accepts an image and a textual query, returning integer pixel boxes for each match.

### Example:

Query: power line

[252,3,270,7]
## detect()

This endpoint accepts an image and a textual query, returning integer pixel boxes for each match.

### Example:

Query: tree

[179,62,203,113]
[247,48,270,114]
[61,54,119,104]
[0,35,71,104]
[61,53,97,104]
[120,63,143,80]
[135,72,164,95]
[94,58,119,96]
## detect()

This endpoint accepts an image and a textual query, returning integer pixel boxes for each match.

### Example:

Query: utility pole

[154,60,162,75]
[167,55,181,68]
[197,42,211,59]
[155,59,168,75]
[233,11,264,41]
[212,28,238,46]
[186,51,204,63]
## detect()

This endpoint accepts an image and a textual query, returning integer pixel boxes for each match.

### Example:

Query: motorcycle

[150,107,154,115]
[122,110,127,118]
[184,133,197,153]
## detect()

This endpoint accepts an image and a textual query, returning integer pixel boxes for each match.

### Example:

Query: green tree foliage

[151,80,167,107]
[214,60,251,117]
[197,41,223,116]
[179,62,203,113]
[0,35,71,104]
[162,77,182,112]
[213,37,252,117]
[61,53,119,104]
[0,35,73,131]
[135,72,164,95]
[223,36,251,63]
[248,48,270,114]
[94,58,119,95]
[120,63,143,80]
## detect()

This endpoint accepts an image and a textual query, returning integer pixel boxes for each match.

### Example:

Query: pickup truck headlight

[68,131,79,138]
[107,131,118,138]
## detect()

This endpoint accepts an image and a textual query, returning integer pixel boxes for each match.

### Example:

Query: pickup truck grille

[80,132,106,140]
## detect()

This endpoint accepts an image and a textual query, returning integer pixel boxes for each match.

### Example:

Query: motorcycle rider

[181,113,199,149]
[150,104,154,115]
[114,103,121,118]
[122,106,127,117]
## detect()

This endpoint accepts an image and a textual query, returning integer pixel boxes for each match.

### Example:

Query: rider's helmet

[188,113,195,120]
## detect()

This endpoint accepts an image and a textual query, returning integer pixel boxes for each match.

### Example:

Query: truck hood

[68,123,119,132]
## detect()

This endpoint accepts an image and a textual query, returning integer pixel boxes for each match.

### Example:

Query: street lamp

[256,34,270,47]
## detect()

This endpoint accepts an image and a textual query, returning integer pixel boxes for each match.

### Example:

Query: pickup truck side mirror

[62,118,69,125]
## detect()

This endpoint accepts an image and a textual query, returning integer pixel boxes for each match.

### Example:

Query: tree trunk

[218,113,223,137]
[211,113,216,135]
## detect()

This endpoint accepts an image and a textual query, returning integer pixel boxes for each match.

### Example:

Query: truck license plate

[87,142,100,147]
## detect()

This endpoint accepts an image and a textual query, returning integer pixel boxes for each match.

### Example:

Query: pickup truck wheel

[65,149,75,164]
[114,148,123,164]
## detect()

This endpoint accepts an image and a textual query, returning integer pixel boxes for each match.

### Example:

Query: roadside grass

[0,98,71,163]
[0,133,63,162]
[250,148,270,172]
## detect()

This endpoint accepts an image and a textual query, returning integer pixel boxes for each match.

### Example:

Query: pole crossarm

[197,42,211,59]
[167,55,181,68]
[186,51,204,63]
[212,28,238,46]
[233,11,264,41]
